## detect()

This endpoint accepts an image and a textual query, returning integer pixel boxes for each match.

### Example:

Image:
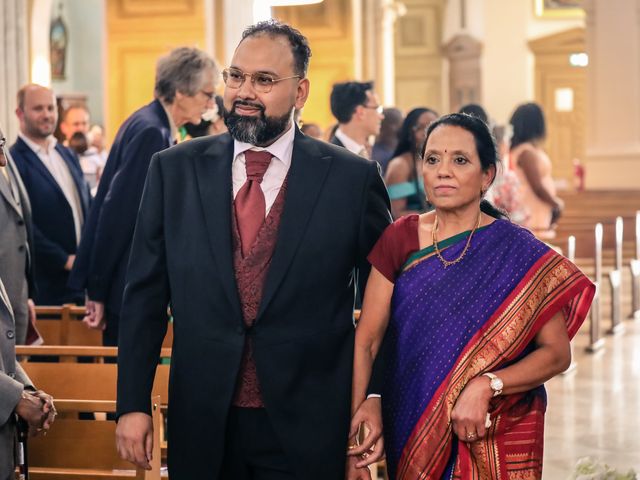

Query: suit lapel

[257,131,332,319]
[194,134,243,318]
[0,164,21,216]
[16,139,68,203]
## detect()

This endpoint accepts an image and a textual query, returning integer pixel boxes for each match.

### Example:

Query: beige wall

[443,0,584,123]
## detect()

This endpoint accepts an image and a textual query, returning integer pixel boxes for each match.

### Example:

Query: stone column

[0,0,29,142]
[583,0,640,189]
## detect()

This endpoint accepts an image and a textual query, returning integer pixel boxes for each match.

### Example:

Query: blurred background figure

[182,94,227,140]
[372,107,403,175]
[10,84,90,306]
[69,47,218,346]
[485,123,528,224]
[60,106,106,191]
[458,103,489,124]
[88,124,109,163]
[385,107,438,218]
[509,102,564,238]
[329,80,384,159]
[300,122,323,139]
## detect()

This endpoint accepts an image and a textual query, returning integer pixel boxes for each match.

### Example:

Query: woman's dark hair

[392,107,437,159]
[422,112,507,219]
[509,102,546,150]
[458,103,489,124]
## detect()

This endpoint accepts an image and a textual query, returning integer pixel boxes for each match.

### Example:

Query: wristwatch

[482,372,503,397]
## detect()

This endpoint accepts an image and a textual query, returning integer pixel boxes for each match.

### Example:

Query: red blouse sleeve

[367,214,420,283]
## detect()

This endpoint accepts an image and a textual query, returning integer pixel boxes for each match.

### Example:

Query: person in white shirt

[60,105,106,190]
[328,81,384,160]
[9,84,91,306]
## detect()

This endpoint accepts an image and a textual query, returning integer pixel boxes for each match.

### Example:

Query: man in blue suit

[10,84,90,306]
[69,47,218,346]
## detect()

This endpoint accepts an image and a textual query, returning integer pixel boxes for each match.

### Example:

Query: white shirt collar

[233,121,296,167]
[19,131,57,155]
[159,100,178,142]
[335,128,365,156]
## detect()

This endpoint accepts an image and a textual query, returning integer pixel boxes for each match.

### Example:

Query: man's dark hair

[330,81,374,124]
[241,20,312,77]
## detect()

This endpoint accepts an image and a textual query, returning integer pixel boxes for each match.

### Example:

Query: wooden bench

[28,397,162,480]
[18,346,170,405]
[34,304,102,346]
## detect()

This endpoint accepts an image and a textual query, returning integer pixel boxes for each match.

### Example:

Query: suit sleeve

[356,161,392,395]
[116,153,170,417]
[87,127,169,302]
[31,222,70,270]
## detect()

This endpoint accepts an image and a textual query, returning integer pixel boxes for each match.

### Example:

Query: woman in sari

[347,113,594,480]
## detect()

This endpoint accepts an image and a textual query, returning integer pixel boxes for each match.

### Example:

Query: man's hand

[83,300,106,330]
[32,390,57,430]
[27,298,36,326]
[64,255,76,271]
[15,391,49,436]
[347,397,384,468]
[116,412,154,470]
[345,454,372,480]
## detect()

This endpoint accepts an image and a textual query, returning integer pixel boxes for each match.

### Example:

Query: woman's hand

[450,376,493,442]
[345,455,372,480]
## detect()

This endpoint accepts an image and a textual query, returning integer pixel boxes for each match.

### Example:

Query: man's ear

[294,78,310,110]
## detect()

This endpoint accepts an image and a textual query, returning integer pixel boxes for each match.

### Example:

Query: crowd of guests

[0,19,589,480]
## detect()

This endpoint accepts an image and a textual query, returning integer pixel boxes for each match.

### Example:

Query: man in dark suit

[115,21,391,480]
[10,84,90,306]
[68,47,218,346]
[0,125,36,345]
[329,81,384,159]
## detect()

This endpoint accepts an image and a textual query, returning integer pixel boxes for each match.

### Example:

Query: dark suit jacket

[69,99,173,326]
[10,138,90,305]
[116,129,391,479]
[0,155,35,343]
[329,134,345,149]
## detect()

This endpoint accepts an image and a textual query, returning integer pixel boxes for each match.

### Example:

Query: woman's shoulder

[385,153,412,183]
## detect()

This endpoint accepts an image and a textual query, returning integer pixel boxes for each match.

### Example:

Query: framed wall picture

[50,15,68,80]
[534,0,585,19]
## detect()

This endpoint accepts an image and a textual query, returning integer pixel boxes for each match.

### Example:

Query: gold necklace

[432,211,482,268]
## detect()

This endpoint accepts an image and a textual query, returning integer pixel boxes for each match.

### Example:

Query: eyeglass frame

[361,103,384,115]
[222,67,301,93]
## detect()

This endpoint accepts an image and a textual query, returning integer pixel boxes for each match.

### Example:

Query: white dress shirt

[19,132,84,244]
[335,128,368,158]
[232,123,295,215]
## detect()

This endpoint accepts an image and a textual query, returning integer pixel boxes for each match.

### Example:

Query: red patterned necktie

[235,149,273,257]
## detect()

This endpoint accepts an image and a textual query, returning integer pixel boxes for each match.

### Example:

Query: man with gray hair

[69,46,218,346]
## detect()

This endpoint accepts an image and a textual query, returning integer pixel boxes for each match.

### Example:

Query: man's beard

[223,101,291,146]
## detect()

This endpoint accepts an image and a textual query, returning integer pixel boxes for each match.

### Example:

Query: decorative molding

[113,0,197,17]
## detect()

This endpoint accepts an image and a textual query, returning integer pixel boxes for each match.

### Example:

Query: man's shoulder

[157,133,232,162]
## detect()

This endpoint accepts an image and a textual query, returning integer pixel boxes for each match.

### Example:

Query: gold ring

[348,444,358,450]
[466,432,476,440]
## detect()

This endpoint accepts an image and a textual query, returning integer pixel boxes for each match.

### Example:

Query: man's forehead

[233,34,294,68]
[25,88,55,104]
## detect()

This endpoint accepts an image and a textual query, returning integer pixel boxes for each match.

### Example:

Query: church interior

[1,0,639,478]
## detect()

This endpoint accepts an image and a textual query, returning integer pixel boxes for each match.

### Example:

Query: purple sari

[380,219,594,479]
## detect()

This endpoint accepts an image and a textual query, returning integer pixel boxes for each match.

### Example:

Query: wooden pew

[18,346,170,405]
[34,304,102,346]
[28,397,161,480]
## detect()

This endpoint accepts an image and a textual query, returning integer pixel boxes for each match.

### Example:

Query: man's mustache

[232,100,265,114]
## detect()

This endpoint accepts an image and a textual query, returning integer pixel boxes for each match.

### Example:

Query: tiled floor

[543,317,640,478]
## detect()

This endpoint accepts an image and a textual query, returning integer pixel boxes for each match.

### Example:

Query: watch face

[491,377,504,391]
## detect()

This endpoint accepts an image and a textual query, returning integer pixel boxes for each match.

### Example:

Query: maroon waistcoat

[231,179,288,407]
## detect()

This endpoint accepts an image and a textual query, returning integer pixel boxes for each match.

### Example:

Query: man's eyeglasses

[362,104,384,115]
[222,67,301,93]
